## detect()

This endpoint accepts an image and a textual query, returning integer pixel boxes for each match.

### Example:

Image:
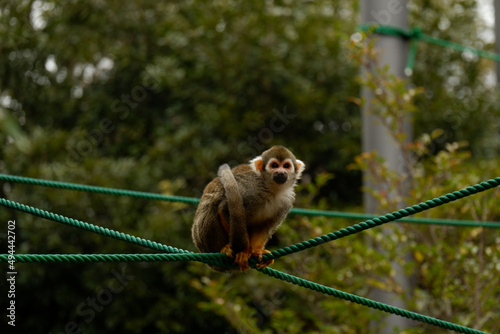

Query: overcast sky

[478,0,494,43]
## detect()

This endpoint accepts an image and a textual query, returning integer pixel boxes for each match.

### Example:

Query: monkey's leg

[250,232,274,269]
[218,211,251,271]
[234,247,252,271]
[229,219,252,271]
[252,249,274,269]
[218,209,251,271]
[218,210,233,258]
[231,219,251,271]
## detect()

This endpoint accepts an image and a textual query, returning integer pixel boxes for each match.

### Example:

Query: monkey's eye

[271,162,279,168]
[283,163,291,169]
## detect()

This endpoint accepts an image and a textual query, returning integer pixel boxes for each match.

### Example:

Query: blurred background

[1,1,500,333]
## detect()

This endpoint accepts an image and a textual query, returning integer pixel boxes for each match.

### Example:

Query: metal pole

[495,0,500,85]
[361,1,413,332]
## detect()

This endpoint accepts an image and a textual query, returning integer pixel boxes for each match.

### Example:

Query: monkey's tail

[217,164,247,252]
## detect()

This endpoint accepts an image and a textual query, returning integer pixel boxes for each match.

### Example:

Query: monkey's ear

[250,156,264,173]
[295,160,305,177]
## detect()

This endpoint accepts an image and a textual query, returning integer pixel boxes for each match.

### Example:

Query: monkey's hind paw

[234,249,252,271]
[252,249,274,269]
[220,244,234,258]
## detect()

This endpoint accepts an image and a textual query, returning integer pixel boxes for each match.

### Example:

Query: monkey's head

[250,145,305,187]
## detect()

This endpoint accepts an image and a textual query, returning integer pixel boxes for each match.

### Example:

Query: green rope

[3,175,500,274]
[1,175,499,333]
[259,177,500,263]
[2,174,500,227]
[0,197,186,254]
[7,176,498,268]
[0,174,199,205]
[2,178,499,334]
[291,208,500,228]
[0,253,488,334]
[0,253,227,264]
[0,197,232,269]
[358,24,500,74]
[260,267,487,334]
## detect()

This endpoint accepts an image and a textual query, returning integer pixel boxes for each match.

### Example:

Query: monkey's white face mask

[250,156,305,186]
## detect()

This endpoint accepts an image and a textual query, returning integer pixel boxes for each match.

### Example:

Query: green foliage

[0,1,361,332]
[349,31,500,333]
[409,0,500,156]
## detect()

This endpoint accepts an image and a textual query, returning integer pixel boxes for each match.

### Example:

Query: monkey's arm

[269,205,292,235]
[248,205,292,269]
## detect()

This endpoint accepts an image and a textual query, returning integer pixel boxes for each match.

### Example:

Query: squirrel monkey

[192,145,305,271]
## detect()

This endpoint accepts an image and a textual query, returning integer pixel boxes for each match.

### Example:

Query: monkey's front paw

[220,244,234,258]
[234,249,252,271]
[252,249,274,269]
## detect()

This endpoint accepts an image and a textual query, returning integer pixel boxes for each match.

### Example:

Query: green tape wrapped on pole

[357,24,500,74]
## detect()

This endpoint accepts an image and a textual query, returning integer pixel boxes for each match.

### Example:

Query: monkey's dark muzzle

[273,173,288,184]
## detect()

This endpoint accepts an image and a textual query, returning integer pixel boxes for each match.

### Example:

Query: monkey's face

[266,158,295,185]
[250,146,306,187]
